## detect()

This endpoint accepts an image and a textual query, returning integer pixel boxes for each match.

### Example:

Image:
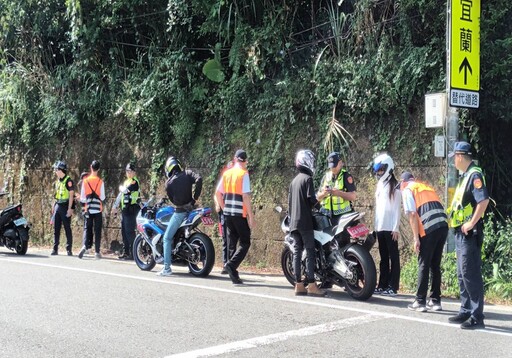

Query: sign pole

[445,0,458,252]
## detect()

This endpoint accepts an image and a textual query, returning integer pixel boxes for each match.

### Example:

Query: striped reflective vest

[55,175,71,203]
[222,166,248,217]
[404,181,447,237]
[83,175,103,213]
[320,170,351,215]
[447,166,485,228]
[121,177,140,210]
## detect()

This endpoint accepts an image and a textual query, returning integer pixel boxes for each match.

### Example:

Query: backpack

[86,180,102,214]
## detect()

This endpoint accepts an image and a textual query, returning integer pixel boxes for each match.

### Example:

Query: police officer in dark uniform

[112,163,141,260]
[447,141,489,330]
[51,161,75,256]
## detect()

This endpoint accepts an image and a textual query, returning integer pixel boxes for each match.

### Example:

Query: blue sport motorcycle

[133,199,215,277]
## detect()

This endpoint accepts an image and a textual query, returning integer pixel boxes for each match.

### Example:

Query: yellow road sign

[450,0,480,92]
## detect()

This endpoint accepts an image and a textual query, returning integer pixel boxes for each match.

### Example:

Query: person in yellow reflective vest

[446,141,489,330]
[111,163,141,260]
[51,161,75,256]
[316,152,357,226]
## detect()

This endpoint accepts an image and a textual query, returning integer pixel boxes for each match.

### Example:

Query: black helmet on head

[53,160,67,172]
[165,156,182,177]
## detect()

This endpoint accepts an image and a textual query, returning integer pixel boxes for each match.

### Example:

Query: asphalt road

[1,248,512,358]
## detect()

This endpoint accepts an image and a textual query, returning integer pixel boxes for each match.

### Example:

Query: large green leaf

[202,59,225,83]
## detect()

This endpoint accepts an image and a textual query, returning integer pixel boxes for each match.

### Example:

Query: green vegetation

[1,1,511,298]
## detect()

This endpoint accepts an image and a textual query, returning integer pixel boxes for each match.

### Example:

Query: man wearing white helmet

[372,153,401,296]
[287,149,326,297]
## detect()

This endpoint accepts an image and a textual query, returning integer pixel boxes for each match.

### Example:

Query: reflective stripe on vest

[406,181,447,237]
[84,175,103,212]
[55,175,70,203]
[121,177,140,209]
[222,166,247,217]
[321,169,351,215]
[448,166,485,228]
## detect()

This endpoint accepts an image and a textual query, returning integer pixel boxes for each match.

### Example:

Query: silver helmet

[295,149,316,175]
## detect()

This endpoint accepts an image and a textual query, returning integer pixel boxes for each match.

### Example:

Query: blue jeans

[163,211,187,270]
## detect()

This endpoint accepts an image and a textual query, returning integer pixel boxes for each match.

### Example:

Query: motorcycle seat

[0,205,18,216]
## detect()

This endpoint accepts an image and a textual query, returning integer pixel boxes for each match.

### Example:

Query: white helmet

[295,149,315,175]
[373,153,394,182]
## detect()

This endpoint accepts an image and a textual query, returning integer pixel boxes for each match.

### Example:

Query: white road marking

[3,258,512,342]
[165,314,384,358]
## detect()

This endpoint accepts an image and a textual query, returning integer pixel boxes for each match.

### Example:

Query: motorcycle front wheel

[15,229,28,255]
[133,234,156,271]
[343,244,377,301]
[186,233,215,277]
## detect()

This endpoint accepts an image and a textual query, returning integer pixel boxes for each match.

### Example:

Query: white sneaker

[156,268,173,277]
[427,299,443,311]
[407,300,427,312]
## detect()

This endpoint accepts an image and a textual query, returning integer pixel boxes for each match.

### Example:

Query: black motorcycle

[0,192,30,255]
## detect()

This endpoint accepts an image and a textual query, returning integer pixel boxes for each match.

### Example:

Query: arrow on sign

[459,57,473,85]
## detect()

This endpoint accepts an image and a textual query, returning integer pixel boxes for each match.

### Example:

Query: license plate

[14,217,28,226]
[201,216,214,226]
[347,223,369,238]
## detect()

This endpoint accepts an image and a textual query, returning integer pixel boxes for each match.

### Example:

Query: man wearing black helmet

[157,157,203,277]
[288,149,326,297]
[51,161,75,256]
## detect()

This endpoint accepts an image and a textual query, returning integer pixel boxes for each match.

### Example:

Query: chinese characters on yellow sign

[450,0,480,108]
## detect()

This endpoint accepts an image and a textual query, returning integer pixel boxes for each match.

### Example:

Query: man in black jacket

[157,157,202,277]
[288,149,326,297]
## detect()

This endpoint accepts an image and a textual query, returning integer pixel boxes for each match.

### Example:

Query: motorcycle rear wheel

[133,234,156,271]
[15,228,29,255]
[343,244,377,301]
[186,233,215,277]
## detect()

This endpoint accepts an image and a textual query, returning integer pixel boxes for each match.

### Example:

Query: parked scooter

[0,187,30,255]
[278,207,377,300]
[133,198,215,277]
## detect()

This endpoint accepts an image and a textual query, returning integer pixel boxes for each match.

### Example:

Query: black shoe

[448,313,471,324]
[225,264,243,284]
[78,246,86,259]
[67,250,73,256]
[460,318,485,330]
[221,265,228,275]
[51,250,58,256]
[118,253,128,260]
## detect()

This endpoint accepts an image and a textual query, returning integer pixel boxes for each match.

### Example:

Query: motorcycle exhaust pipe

[328,250,353,280]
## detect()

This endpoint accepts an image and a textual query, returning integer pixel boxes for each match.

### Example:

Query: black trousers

[377,231,400,292]
[225,215,251,270]
[291,229,315,283]
[121,206,139,255]
[416,226,448,303]
[218,210,229,265]
[53,204,73,251]
[84,212,103,254]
